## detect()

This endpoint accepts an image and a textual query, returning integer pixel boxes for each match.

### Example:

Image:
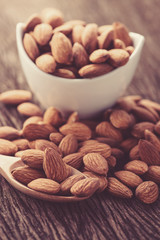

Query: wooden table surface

[0,0,160,239]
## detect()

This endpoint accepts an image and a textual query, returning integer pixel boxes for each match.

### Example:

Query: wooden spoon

[0,154,89,202]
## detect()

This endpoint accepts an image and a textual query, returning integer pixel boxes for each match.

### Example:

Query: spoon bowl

[0,154,89,202]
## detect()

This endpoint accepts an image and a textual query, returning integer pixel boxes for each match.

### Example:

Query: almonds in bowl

[16,8,145,118]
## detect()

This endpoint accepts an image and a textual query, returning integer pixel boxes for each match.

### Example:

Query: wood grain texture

[0,0,160,239]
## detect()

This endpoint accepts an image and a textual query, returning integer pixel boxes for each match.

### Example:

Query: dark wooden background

[0,0,160,239]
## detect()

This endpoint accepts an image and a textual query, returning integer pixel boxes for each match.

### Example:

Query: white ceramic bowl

[16,23,145,119]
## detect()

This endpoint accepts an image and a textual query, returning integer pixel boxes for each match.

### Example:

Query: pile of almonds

[23,8,134,79]
[0,89,160,204]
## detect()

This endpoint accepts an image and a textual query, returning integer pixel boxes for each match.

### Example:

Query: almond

[81,23,98,54]
[43,106,63,127]
[41,8,64,28]
[83,171,108,193]
[98,25,113,34]
[144,129,160,150]
[67,111,79,124]
[17,102,43,117]
[138,99,160,112]
[28,178,60,194]
[72,25,84,44]
[21,149,44,169]
[35,54,56,73]
[53,68,76,79]
[138,139,160,165]
[63,152,84,169]
[144,166,160,184]
[83,153,108,175]
[113,21,132,46]
[59,134,78,156]
[111,148,124,161]
[135,181,159,204]
[106,155,117,168]
[107,177,133,198]
[79,63,113,78]
[70,178,100,197]
[120,137,138,152]
[114,170,143,188]
[89,49,110,63]
[0,139,18,155]
[124,160,148,175]
[98,27,114,49]
[154,121,160,135]
[24,13,42,32]
[129,145,140,160]
[125,46,134,55]
[23,123,53,141]
[0,90,32,105]
[23,33,40,61]
[78,142,111,159]
[0,126,20,140]
[23,116,43,129]
[96,121,123,142]
[49,132,64,145]
[53,23,72,35]
[132,106,157,123]
[59,122,92,141]
[63,20,86,28]
[72,42,89,69]
[114,38,126,49]
[131,122,155,139]
[35,139,61,154]
[12,139,29,151]
[50,32,72,64]
[116,97,137,112]
[95,137,119,147]
[12,166,45,185]
[108,49,129,67]
[60,174,85,195]
[43,147,69,182]
[110,110,133,129]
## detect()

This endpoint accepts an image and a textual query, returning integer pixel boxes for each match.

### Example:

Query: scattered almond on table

[0,89,160,204]
[22,8,134,79]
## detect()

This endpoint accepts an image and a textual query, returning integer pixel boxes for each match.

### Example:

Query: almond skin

[114,38,126,49]
[0,90,32,105]
[24,13,42,32]
[60,175,85,195]
[98,27,114,49]
[114,170,143,188]
[23,116,43,129]
[23,33,40,61]
[70,178,100,197]
[83,153,108,175]
[144,166,160,184]
[135,181,159,204]
[108,49,129,67]
[53,24,72,35]
[33,23,53,46]
[0,139,18,155]
[72,25,84,44]
[79,63,113,78]
[43,147,69,182]
[35,139,61,154]
[41,8,64,28]
[131,122,155,139]
[0,126,20,140]
[12,166,45,185]
[132,106,157,123]
[50,32,72,64]
[107,177,133,198]
[113,21,132,47]
[49,132,64,145]
[144,129,160,150]
[67,111,79,124]
[72,42,89,69]
[23,123,53,141]
[59,134,78,156]
[53,69,76,79]
[21,149,44,169]
[81,23,98,54]
[17,102,43,117]
[129,145,140,160]
[12,139,29,151]
[110,110,133,129]
[27,178,60,194]
[96,121,123,142]
[63,152,84,169]
[43,106,63,127]
[138,139,160,165]
[35,54,56,73]
[89,49,110,63]
[78,142,111,159]
[59,122,92,141]
[124,160,148,175]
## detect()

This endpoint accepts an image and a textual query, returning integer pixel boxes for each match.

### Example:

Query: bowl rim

[16,22,145,83]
